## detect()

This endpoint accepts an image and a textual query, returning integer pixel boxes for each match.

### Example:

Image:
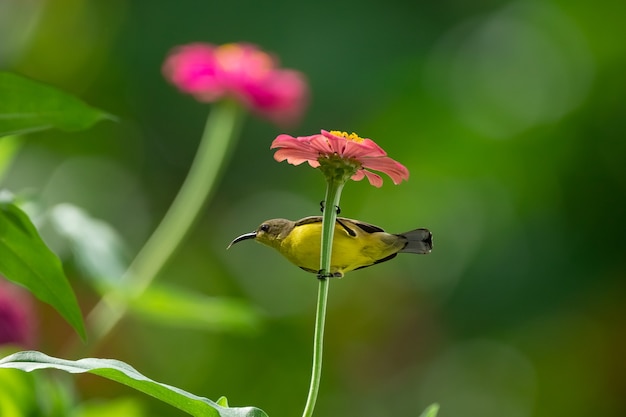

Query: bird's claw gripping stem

[317,269,343,280]
[319,201,341,215]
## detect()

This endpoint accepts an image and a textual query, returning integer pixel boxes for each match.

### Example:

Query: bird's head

[228,218,294,250]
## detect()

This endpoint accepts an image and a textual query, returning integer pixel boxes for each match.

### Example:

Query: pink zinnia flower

[271,130,409,187]
[163,42,309,126]
[0,278,36,348]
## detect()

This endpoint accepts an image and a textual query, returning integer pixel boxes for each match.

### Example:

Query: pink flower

[0,278,36,348]
[271,130,409,187]
[163,42,309,126]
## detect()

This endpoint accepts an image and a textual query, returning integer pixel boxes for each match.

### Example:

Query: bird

[228,216,432,278]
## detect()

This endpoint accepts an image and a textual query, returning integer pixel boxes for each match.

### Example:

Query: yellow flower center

[329,131,364,143]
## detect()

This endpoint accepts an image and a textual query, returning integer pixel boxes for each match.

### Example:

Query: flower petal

[163,42,308,127]
[273,148,318,165]
[351,170,365,181]
[271,134,314,150]
[341,139,387,159]
[271,129,410,187]
[361,157,410,184]
[271,134,321,166]
[308,134,340,155]
[319,131,351,155]
[358,169,384,187]
[246,70,309,127]
[162,43,224,98]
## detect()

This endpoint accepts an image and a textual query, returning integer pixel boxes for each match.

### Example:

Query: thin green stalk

[302,179,344,417]
[86,100,244,345]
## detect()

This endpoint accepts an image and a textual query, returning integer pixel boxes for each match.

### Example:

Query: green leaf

[71,397,146,417]
[0,359,36,416]
[216,397,229,407]
[48,203,130,289]
[130,284,262,335]
[0,351,269,417]
[0,197,86,340]
[418,403,440,417]
[0,347,76,417]
[0,72,113,138]
[0,136,21,181]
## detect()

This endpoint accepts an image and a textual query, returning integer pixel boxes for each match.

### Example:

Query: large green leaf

[0,136,21,180]
[0,351,269,417]
[46,204,262,334]
[48,203,130,289]
[418,403,440,417]
[0,71,113,138]
[130,284,262,335]
[0,197,86,340]
[72,397,146,417]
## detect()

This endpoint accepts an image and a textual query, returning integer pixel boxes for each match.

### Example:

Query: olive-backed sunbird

[228,216,432,277]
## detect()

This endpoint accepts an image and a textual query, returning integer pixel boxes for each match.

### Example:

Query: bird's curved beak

[227,232,257,249]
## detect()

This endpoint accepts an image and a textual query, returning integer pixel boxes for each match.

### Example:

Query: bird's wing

[294,216,323,226]
[293,216,386,235]
[353,253,398,271]
[338,217,386,234]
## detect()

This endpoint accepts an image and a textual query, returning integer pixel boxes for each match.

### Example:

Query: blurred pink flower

[0,278,36,348]
[163,42,309,126]
[271,130,409,187]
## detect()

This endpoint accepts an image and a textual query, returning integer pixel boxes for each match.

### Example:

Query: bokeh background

[1,0,626,416]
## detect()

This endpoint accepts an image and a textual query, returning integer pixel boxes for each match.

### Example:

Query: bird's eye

[260,224,270,232]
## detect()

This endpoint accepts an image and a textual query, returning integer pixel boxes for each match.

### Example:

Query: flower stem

[302,178,344,417]
[86,100,244,346]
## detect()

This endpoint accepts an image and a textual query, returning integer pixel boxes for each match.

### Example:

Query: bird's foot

[319,201,341,215]
[317,269,343,280]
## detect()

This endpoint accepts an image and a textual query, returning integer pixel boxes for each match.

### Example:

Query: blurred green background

[2,0,626,416]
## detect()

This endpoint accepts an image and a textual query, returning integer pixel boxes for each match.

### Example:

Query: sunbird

[228,216,432,277]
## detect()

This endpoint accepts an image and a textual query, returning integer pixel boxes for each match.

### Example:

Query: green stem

[86,100,244,345]
[302,179,344,417]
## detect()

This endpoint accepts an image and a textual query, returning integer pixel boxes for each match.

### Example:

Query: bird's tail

[398,228,433,254]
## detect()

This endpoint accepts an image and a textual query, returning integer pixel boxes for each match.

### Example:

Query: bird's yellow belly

[279,222,399,275]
